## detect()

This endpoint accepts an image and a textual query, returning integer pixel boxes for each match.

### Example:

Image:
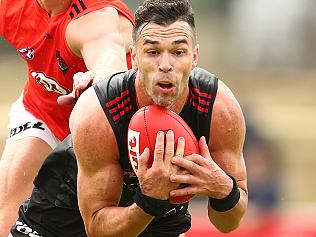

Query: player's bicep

[70,87,122,220]
[77,159,123,222]
[209,80,247,187]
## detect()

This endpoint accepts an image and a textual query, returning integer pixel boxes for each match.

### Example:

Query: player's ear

[192,44,199,69]
[130,45,138,70]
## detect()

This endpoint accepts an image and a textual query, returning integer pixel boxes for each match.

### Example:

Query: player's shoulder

[190,67,217,81]
[190,67,216,79]
[216,79,240,104]
[214,79,244,118]
[189,67,219,99]
[70,84,120,169]
[94,69,136,98]
[67,0,133,20]
[190,67,218,87]
[189,67,241,118]
[211,79,245,140]
[69,86,104,134]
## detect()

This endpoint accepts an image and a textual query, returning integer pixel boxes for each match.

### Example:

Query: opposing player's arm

[206,80,248,232]
[0,0,4,35]
[69,88,153,237]
[66,7,133,81]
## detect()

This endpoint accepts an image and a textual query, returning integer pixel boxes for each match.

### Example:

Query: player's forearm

[81,30,128,83]
[84,47,127,83]
[207,188,248,233]
[85,204,154,237]
[92,58,127,83]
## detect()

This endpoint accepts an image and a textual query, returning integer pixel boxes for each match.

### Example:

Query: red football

[127,104,199,204]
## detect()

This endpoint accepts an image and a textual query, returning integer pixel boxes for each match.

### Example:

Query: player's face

[132,21,199,107]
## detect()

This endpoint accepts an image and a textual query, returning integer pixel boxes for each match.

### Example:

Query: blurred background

[1,0,316,236]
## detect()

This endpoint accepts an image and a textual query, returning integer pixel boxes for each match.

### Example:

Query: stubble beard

[151,90,178,107]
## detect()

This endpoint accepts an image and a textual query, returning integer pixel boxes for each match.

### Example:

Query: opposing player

[0,0,134,235]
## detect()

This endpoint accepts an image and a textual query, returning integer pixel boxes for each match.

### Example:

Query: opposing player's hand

[57,71,95,105]
[137,130,184,200]
[170,136,232,199]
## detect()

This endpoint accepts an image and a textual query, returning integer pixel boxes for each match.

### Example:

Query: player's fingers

[152,131,165,167]
[56,96,75,105]
[77,80,93,92]
[73,72,84,86]
[137,147,150,176]
[72,72,95,98]
[59,71,94,106]
[199,136,211,160]
[170,173,197,185]
[170,185,199,197]
[57,92,76,105]
[74,87,80,98]
[180,153,214,168]
[170,136,185,173]
[164,130,175,163]
[171,155,202,174]
[78,71,95,87]
[175,136,185,158]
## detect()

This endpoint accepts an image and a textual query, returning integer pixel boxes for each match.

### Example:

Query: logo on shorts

[18,47,35,60]
[127,128,140,174]
[10,121,45,138]
[15,220,43,237]
[31,71,69,95]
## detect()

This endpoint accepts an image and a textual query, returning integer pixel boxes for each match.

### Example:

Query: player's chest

[14,19,66,63]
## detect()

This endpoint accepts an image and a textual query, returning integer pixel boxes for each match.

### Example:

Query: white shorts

[6,96,60,149]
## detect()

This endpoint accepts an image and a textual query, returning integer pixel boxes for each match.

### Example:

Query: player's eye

[174,50,185,56]
[147,50,158,55]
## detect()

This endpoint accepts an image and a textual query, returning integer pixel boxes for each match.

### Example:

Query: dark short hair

[133,0,196,42]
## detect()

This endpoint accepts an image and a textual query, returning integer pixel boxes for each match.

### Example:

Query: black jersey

[93,68,218,207]
[11,68,218,237]
[11,135,86,237]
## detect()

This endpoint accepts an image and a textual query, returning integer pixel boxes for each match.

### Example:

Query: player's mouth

[157,81,175,93]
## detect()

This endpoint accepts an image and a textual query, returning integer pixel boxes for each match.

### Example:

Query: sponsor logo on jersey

[56,50,69,74]
[18,47,34,60]
[14,220,43,237]
[127,128,140,173]
[31,71,69,95]
[10,121,45,138]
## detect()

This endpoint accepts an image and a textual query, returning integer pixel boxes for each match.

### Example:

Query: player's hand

[137,130,184,200]
[170,136,232,199]
[57,71,95,105]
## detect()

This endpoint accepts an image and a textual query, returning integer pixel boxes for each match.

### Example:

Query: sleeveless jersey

[0,0,134,140]
[14,68,218,237]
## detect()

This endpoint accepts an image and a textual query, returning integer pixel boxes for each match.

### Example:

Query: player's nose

[158,53,173,72]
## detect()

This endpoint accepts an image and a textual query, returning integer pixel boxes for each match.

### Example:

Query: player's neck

[37,0,71,17]
[169,91,188,114]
